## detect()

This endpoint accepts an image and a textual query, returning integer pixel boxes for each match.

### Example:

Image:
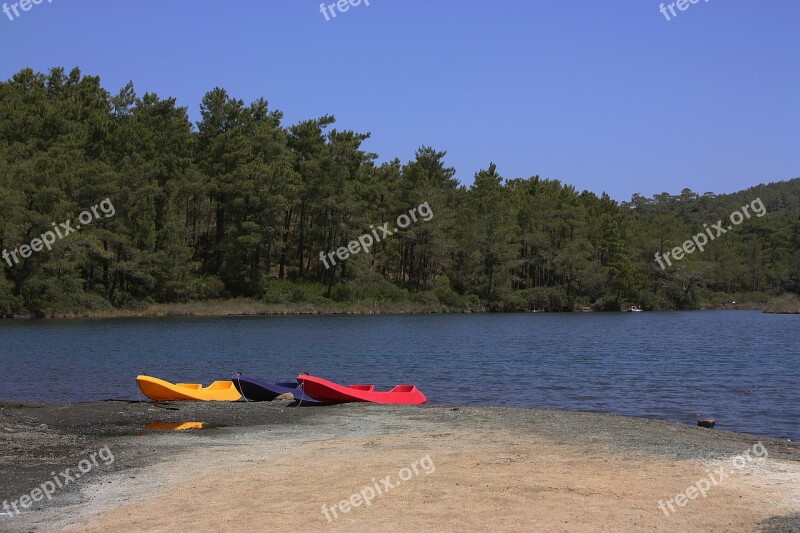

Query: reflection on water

[146,421,205,431]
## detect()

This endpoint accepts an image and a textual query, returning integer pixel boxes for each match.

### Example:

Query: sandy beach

[1,401,798,532]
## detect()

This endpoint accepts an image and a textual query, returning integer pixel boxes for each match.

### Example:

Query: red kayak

[296,374,427,405]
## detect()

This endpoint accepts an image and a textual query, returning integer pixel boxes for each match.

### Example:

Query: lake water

[0,311,797,440]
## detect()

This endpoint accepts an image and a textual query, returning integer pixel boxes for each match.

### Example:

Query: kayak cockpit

[349,384,375,391]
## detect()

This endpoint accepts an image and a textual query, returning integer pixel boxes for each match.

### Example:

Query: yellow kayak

[136,375,241,402]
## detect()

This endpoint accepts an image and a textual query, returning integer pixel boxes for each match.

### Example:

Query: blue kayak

[231,374,325,405]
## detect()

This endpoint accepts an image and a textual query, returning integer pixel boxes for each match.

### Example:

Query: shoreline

[1,298,774,320]
[1,401,798,531]
[3,299,469,319]
[1,398,795,443]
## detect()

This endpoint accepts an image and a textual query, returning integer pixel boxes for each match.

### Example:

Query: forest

[1,68,798,316]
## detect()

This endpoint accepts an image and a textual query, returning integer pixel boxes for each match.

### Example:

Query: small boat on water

[296,374,427,405]
[231,374,325,404]
[136,375,242,402]
[626,305,643,312]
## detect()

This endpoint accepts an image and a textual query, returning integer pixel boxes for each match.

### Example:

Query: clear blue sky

[1,0,798,201]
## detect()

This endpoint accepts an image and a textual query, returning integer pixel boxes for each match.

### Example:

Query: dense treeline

[1,68,798,316]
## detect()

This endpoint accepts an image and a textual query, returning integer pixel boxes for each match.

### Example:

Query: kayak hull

[231,375,325,404]
[296,374,427,405]
[136,375,241,402]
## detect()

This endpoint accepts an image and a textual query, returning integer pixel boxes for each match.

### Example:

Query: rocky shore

[1,401,798,532]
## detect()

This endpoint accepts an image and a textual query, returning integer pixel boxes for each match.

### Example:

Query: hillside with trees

[1,68,798,316]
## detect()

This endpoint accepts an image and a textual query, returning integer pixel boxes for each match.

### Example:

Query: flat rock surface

[0,401,798,532]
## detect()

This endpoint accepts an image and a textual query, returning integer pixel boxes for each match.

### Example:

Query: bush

[518,288,547,310]
[263,279,328,304]
[329,283,353,302]
[0,273,23,317]
[592,295,621,312]
[518,287,567,311]
[636,291,671,311]
[20,275,113,317]
[499,291,529,312]
[434,275,465,308]
[663,285,700,310]
[465,294,483,311]
[329,271,409,302]
[163,276,225,302]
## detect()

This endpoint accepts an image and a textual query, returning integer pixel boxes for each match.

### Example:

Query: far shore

[5,299,469,319]
[2,298,783,319]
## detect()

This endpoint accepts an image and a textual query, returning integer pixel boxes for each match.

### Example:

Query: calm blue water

[0,311,797,440]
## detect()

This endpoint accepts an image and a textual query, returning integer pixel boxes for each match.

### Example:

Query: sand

[1,402,798,532]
